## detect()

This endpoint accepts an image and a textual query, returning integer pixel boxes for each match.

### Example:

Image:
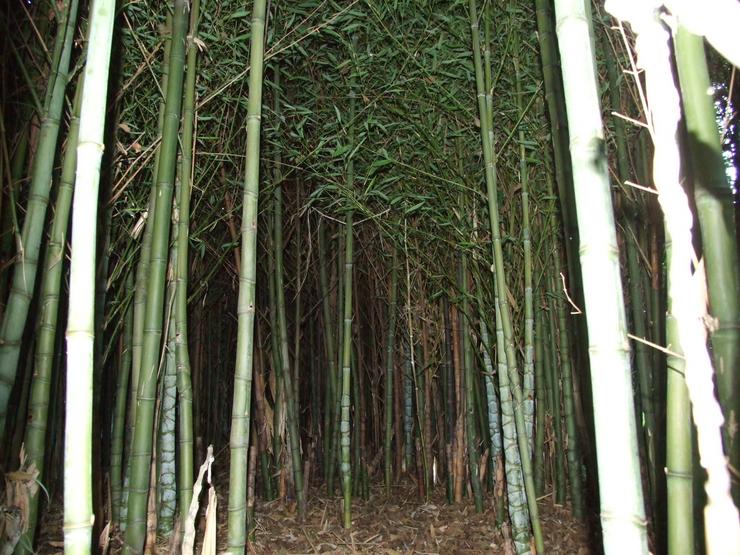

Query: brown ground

[37,483,593,554]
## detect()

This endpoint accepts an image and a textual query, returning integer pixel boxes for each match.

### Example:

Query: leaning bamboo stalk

[19,71,84,552]
[605,4,740,552]
[0,0,79,434]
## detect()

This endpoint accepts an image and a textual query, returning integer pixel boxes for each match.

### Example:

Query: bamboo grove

[0,0,738,554]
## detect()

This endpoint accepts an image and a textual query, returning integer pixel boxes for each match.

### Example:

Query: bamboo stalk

[554,1,647,551]
[225,0,267,550]
[64,0,115,550]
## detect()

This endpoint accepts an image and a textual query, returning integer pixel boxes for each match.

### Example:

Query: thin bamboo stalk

[225,1,267,550]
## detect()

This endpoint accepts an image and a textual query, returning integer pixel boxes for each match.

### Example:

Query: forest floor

[37,480,594,554]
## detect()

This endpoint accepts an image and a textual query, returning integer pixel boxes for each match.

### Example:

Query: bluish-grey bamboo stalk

[225,0,267,550]
[0,0,79,434]
[495,292,531,554]
[157,308,177,537]
[474,272,502,494]
[64,0,115,550]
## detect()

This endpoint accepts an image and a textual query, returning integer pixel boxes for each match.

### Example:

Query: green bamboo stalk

[384,247,399,496]
[174,0,200,530]
[16,71,83,553]
[467,1,543,550]
[513,49,535,451]
[0,0,79,434]
[318,223,337,482]
[664,228,695,554]
[441,297,455,504]
[551,271,584,517]
[402,338,413,472]
[533,0,578,282]
[533,307,546,496]
[340,210,354,529]
[63,0,115,549]
[553,0,647,551]
[272,66,305,518]
[123,1,189,549]
[545,297,565,505]
[266,230,284,489]
[611,4,739,547]
[111,273,134,527]
[225,0,267,550]
[603,39,657,501]
[329,230,345,493]
[122,13,173,526]
[674,25,740,504]
[460,256,483,513]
